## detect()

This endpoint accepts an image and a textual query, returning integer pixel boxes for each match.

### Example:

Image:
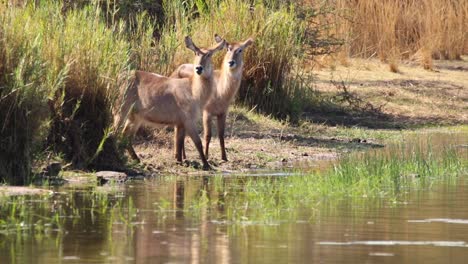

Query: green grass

[0,1,131,184]
[186,137,467,222]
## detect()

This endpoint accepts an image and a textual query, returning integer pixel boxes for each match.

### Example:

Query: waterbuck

[170,35,253,161]
[114,36,226,170]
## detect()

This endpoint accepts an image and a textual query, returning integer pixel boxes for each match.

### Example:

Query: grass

[0,2,131,184]
[191,136,467,223]
[0,187,135,236]
[156,0,309,119]
[0,131,466,234]
[331,0,467,69]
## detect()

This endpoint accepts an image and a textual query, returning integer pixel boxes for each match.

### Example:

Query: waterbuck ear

[242,38,254,48]
[185,36,201,55]
[210,38,226,53]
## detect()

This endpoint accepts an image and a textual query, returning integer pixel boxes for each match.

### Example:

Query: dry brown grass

[317,0,468,69]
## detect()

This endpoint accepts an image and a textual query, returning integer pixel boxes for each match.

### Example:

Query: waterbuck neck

[190,73,214,106]
[217,61,242,99]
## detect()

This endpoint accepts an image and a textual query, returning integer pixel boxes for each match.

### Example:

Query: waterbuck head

[215,34,254,70]
[185,36,226,78]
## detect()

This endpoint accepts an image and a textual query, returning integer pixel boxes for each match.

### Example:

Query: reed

[1,0,309,184]
[334,0,467,69]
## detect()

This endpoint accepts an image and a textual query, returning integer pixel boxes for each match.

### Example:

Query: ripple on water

[408,218,468,224]
[318,241,468,247]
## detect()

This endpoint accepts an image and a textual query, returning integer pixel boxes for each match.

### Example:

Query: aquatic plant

[183,138,467,223]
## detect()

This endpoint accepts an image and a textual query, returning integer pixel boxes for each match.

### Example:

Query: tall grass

[0,2,130,184]
[334,0,468,69]
[156,0,308,119]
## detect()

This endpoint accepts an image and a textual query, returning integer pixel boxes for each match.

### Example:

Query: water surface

[0,132,467,263]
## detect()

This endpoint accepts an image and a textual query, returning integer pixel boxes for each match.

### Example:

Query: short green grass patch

[186,137,467,223]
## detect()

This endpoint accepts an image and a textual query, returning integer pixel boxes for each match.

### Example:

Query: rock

[96,171,128,185]
[42,162,62,177]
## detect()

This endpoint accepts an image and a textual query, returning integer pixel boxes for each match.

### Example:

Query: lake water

[0,132,467,263]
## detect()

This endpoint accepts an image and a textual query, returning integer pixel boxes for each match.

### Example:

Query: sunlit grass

[186,138,467,223]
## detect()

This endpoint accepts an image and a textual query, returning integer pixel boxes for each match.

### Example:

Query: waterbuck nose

[195,66,203,75]
[228,61,236,68]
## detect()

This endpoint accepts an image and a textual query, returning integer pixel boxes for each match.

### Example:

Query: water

[0,132,467,263]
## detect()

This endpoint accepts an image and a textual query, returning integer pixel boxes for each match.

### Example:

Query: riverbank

[132,58,467,174]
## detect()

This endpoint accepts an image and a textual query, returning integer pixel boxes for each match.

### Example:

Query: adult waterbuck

[114,36,226,170]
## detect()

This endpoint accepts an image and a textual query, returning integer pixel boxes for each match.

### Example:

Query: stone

[96,171,128,185]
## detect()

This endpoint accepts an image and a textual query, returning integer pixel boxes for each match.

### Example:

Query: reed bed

[155,0,308,118]
[1,0,465,184]
[334,0,468,70]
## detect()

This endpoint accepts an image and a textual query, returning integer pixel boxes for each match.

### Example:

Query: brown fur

[114,36,225,170]
[171,36,254,161]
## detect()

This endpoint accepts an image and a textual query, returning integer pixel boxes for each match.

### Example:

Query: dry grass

[314,0,468,69]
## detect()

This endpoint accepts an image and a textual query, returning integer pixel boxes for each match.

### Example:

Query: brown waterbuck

[114,36,226,170]
[170,35,254,161]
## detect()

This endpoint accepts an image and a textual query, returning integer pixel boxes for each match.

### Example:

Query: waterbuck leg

[185,122,211,170]
[203,110,213,159]
[217,113,228,161]
[127,138,140,163]
[174,125,185,163]
[123,119,140,163]
[176,125,186,160]
[182,138,186,160]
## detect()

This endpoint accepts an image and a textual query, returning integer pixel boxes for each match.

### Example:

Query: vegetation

[318,0,468,70]
[0,0,466,184]
[192,137,467,222]
[0,2,130,184]
[0,0,308,184]
[0,135,466,229]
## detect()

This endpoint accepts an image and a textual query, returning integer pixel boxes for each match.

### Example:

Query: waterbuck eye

[237,49,243,53]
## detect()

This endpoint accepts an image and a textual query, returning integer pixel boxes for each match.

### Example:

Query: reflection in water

[0,132,467,263]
